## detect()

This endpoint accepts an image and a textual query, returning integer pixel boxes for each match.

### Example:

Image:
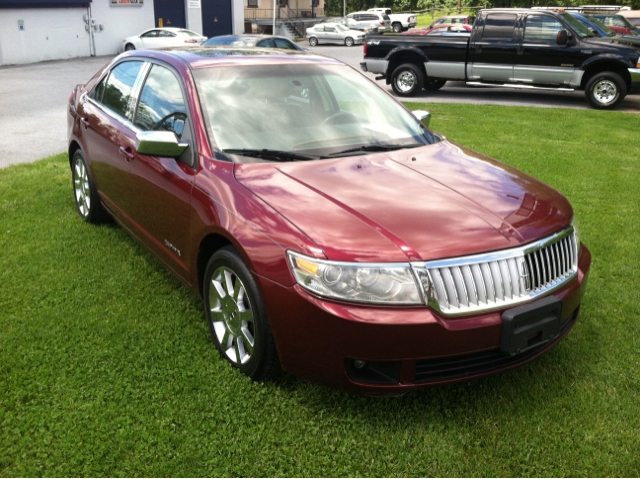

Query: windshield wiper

[327,143,425,157]
[223,148,318,162]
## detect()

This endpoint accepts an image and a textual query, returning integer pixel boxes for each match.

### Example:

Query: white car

[306,23,366,47]
[367,8,418,32]
[345,11,391,33]
[121,28,207,52]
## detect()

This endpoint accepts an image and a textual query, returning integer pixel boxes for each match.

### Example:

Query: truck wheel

[392,23,402,33]
[585,71,626,109]
[309,37,318,47]
[391,63,424,97]
[424,79,446,91]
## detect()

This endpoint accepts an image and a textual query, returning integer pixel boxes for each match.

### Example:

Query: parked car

[306,22,365,46]
[619,9,640,27]
[367,8,418,32]
[569,12,640,41]
[334,16,379,34]
[345,11,391,33]
[68,46,590,396]
[591,14,640,35]
[401,23,472,36]
[426,14,475,30]
[362,8,640,109]
[203,34,308,51]
[121,28,207,52]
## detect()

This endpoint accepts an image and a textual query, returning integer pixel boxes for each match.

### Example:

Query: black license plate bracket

[500,296,562,356]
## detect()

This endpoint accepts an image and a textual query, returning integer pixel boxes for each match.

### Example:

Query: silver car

[306,23,366,47]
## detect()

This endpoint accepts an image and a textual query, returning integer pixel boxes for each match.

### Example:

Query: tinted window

[90,76,107,102]
[257,39,275,47]
[141,30,158,38]
[482,14,517,39]
[383,15,390,21]
[364,15,378,21]
[134,65,188,139]
[102,61,144,119]
[524,15,563,41]
[158,31,176,37]
[274,38,296,50]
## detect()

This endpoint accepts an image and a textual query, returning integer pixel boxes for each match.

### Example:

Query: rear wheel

[424,78,447,91]
[204,246,280,381]
[345,36,354,47]
[585,71,626,109]
[392,22,402,33]
[390,63,424,97]
[124,43,135,51]
[308,36,318,46]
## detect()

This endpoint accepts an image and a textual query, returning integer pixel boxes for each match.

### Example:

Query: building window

[247,0,258,8]
[278,0,288,6]
[311,0,319,6]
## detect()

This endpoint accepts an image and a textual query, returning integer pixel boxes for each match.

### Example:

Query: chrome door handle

[119,146,135,162]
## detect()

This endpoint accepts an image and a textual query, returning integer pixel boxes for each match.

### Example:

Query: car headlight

[287,251,422,305]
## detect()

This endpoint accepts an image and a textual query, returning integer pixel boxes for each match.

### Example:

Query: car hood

[581,34,640,52]
[234,141,573,263]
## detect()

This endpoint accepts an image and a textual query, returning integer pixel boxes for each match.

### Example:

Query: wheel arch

[385,48,428,84]
[580,57,632,90]
[68,140,82,170]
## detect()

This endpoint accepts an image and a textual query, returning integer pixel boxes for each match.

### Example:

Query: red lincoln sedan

[68,47,590,396]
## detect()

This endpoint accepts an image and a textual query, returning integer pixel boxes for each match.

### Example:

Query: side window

[481,14,517,40]
[90,75,108,102]
[434,18,446,26]
[611,17,627,27]
[257,39,275,47]
[314,26,324,31]
[141,30,159,38]
[451,18,463,24]
[134,64,188,140]
[158,31,176,37]
[427,27,443,35]
[326,27,337,32]
[274,38,296,50]
[524,15,563,41]
[101,61,144,119]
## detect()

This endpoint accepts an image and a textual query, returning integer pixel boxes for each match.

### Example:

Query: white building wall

[232,0,242,35]
[90,1,155,57]
[186,1,203,35]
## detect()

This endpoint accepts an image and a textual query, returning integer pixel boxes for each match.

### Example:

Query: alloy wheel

[208,266,255,365]
[396,70,416,93]
[593,79,618,105]
[73,157,91,218]
[345,37,354,47]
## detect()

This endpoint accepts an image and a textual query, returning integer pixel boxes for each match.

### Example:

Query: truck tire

[424,79,447,91]
[392,22,402,33]
[585,71,626,110]
[391,63,424,97]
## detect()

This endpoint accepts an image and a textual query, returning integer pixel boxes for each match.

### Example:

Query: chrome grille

[413,227,578,316]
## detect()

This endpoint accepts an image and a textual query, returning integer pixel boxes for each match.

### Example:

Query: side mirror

[135,131,188,158]
[412,110,431,128]
[557,29,568,45]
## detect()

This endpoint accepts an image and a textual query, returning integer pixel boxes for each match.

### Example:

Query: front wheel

[203,246,280,381]
[585,71,626,109]
[71,149,107,224]
[424,78,447,91]
[392,23,402,33]
[308,36,318,47]
[344,36,354,47]
[390,63,424,97]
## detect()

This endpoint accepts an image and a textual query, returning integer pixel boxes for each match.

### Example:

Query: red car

[426,14,475,30]
[401,23,473,35]
[68,47,590,396]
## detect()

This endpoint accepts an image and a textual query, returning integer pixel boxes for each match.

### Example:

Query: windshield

[180,29,200,37]
[204,37,255,46]
[194,64,435,161]
[560,12,595,37]
[584,15,617,37]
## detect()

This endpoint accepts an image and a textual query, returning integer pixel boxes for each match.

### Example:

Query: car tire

[71,149,108,224]
[424,78,447,91]
[203,246,281,381]
[125,43,135,51]
[392,22,402,33]
[345,36,354,47]
[308,37,318,46]
[585,71,626,110]
[391,63,424,97]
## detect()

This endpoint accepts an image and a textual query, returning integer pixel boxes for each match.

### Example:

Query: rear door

[514,13,577,85]
[468,13,518,82]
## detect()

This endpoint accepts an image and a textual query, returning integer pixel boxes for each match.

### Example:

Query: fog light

[354,359,367,369]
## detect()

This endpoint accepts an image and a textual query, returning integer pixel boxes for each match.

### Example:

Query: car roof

[122,46,340,70]
[207,34,293,41]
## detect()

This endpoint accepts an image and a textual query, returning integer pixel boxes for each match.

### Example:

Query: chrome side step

[466,81,575,92]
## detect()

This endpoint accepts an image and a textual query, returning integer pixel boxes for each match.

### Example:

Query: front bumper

[629,67,640,92]
[258,245,591,396]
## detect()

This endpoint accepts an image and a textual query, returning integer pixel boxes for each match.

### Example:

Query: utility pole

[343,0,346,17]
[272,0,276,35]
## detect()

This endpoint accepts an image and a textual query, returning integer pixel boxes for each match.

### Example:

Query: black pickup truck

[361,8,640,109]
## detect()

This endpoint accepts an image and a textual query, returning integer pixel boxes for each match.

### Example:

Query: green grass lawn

[1,103,639,476]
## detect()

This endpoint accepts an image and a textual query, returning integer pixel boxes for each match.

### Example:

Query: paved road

[1,44,638,168]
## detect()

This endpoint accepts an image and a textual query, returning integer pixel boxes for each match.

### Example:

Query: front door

[514,14,577,85]
[468,13,518,82]
[154,0,186,28]
[202,0,233,38]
